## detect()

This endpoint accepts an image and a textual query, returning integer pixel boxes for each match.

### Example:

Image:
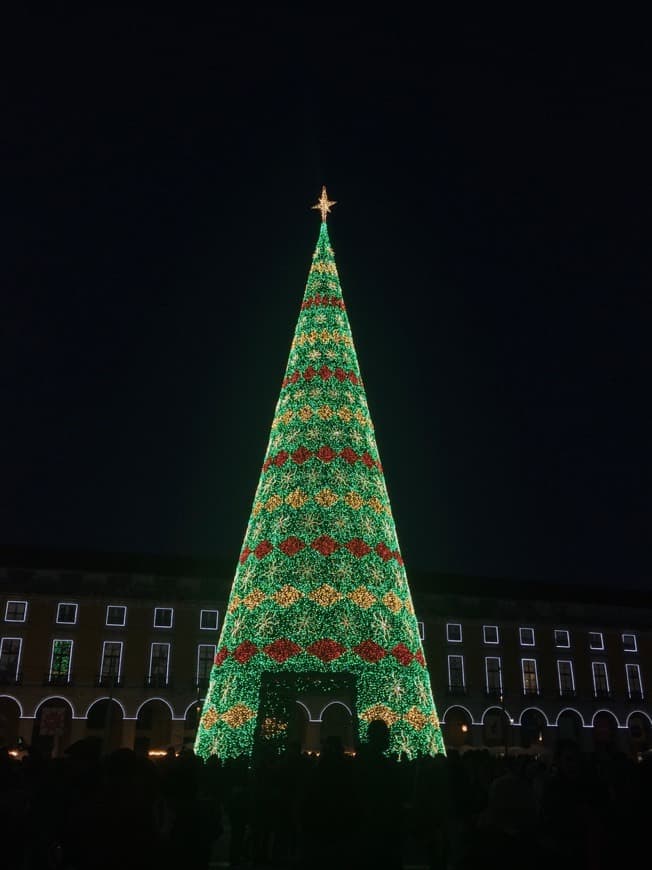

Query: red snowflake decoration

[390,644,414,666]
[214,648,229,667]
[354,640,387,663]
[232,641,258,664]
[292,446,312,465]
[375,542,393,562]
[254,540,273,560]
[346,538,371,558]
[279,536,305,557]
[264,639,301,663]
[311,535,340,556]
[307,639,345,662]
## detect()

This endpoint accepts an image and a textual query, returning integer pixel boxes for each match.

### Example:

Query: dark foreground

[1,732,649,870]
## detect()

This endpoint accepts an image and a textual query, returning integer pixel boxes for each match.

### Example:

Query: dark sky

[2,10,651,588]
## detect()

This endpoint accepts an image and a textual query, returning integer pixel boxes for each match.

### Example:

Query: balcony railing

[447,683,467,696]
[44,673,73,686]
[144,675,170,689]
[559,688,577,698]
[94,674,125,689]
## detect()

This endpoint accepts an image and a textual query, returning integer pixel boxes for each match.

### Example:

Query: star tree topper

[312,185,336,221]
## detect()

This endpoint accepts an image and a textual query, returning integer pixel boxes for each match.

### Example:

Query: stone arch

[182,698,204,751]
[85,698,125,753]
[592,709,620,750]
[442,705,473,748]
[320,700,354,753]
[82,697,128,720]
[519,707,548,749]
[134,698,173,756]
[0,696,22,746]
[626,711,652,753]
[318,699,353,721]
[33,696,76,757]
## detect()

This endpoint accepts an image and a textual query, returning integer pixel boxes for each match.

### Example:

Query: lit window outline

[556,659,576,695]
[196,643,217,684]
[485,656,503,693]
[625,663,643,698]
[149,642,171,684]
[554,629,570,648]
[519,627,535,647]
[0,636,23,680]
[483,625,500,645]
[447,654,465,689]
[521,657,539,694]
[153,607,174,629]
[4,600,28,623]
[589,631,604,651]
[100,640,124,681]
[446,623,462,643]
[106,605,127,627]
[49,639,74,681]
[56,602,78,625]
[622,633,638,653]
[417,621,425,641]
[200,609,219,631]
[591,660,610,696]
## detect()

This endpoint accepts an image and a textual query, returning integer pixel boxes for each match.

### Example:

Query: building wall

[1,564,650,758]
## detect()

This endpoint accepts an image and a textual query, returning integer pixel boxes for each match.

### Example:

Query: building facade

[1,552,650,759]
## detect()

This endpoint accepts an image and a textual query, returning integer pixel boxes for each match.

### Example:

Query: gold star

[312,185,336,222]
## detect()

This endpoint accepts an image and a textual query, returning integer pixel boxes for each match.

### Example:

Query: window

[521,658,539,695]
[447,655,465,691]
[519,627,535,647]
[153,607,174,629]
[0,637,22,682]
[197,644,216,686]
[149,643,170,687]
[100,641,123,683]
[592,661,610,697]
[106,605,127,627]
[417,621,425,641]
[4,601,27,622]
[557,660,576,696]
[446,623,462,643]
[200,609,219,631]
[56,603,78,625]
[626,663,643,698]
[50,639,73,683]
[622,633,638,653]
[485,656,502,694]
[589,632,604,651]
[554,629,570,648]
[483,625,499,645]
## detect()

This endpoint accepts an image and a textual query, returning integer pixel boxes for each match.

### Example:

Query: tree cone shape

[195,221,445,759]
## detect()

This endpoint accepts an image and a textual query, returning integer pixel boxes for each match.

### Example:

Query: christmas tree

[195,189,445,760]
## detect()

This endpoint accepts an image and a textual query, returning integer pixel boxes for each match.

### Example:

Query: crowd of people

[1,721,650,869]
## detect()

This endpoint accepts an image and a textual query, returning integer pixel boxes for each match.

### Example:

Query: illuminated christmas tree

[195,189,444,760]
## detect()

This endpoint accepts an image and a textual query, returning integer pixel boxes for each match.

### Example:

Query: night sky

[3,11,651,589]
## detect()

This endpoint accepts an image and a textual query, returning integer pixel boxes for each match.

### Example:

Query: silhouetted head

[367,719,390,753]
